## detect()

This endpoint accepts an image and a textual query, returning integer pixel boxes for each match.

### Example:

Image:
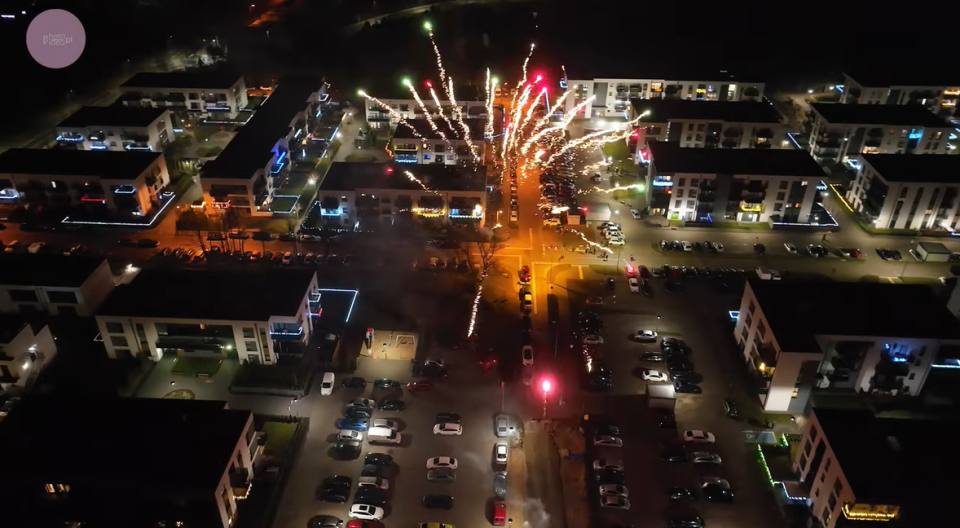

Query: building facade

[55,106,175,152]
[317,162,487,228]
[0,149,171,217]
[845,154,960,231]
[629,99,786,162]
[562,77,765,119]
[734,278,960,413]
[840,71,960,120]
[200,78,328,217]
[390,119,486,165]
[96,268,320,364]
[646,142,825,224]
[0,255,115,317]
[364,91,488,129]
[0,319,56,391]
[807,103,956,164]
[119,72,248,119]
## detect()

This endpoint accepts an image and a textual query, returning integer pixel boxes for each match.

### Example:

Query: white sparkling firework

[404,170,440,195]
[466,283,483,338]
[358,91,427,141]
[447,78,480,163]
[484,69,494,138]
[569,229,614,254]
[580,183,646,195]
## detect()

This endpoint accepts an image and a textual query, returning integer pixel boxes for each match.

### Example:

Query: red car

[479,355,499,367]
[493,501,507,526]
[625,265,636,278]
[347,521,384,528]
[407,381,434,391]
[519,265,531,282]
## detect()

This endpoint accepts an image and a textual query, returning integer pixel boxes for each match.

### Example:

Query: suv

[722,399,739,418]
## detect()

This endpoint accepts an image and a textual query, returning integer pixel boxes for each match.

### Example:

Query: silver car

[494,471,507,498]
[427,468,456,482]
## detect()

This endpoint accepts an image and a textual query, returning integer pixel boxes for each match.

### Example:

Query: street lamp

[655,315,661,333]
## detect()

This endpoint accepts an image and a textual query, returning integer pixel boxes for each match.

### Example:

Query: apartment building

[389,119,486,165]
[646,142,825,224]
[119,71,248,119]
[791,408,954,528]
[840,69,960,120]
[0,318,55,391]
[0,397,260,528]
[363,82,487,129]
[200,78,327,216]
[317,162,487,228]
[807,103,955,164]
[0,149,171,217]
[0,255,114,317]
[629,98,785,161]
[561,71,765,119]
[846,154,960,231]
[96,267,319,364]
[734,278,960,413]
[55,106,175,152]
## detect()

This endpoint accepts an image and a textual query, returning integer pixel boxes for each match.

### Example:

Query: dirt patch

[550,422,588,528]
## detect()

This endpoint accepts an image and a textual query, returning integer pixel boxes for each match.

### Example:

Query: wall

[0,260,114,317]
[364,97,488,127]
[565,79,766,119]
[791,413,858,528]
[848,163,960,230]
[318,188,487,227]
[0,323,56,389]
[664,172,819,223]
[213,413,256,528]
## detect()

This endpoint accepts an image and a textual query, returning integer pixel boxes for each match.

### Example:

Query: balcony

[155,336,229,356]
[755,128,775,139]
[816,138,842,149]
[721,139,739,148]
[56,132,84,143]
[740,200,764,213]
[230,467,252,498]
[743,87,761,98]
[394,143,418,152]
[270,325,305,341]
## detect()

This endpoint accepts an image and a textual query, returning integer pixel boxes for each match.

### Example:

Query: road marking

[579,265,584,280]
[529,228,536,255]
[530,262,538,314]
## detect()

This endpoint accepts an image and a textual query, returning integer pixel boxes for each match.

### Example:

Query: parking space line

[578,265,584,280]
[530,263,538,314]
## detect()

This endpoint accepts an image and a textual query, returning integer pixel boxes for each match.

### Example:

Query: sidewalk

[333,115,391,163]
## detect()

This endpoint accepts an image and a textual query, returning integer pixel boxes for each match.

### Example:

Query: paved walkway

[333,114,391,163]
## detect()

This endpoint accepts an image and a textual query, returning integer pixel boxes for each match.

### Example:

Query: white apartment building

[119,71,248,119]
[846,154,960,231]
[0,318,56,391]
[317,162,488,228]
[0,255,115,317]
[808,103,956,164]
[629,98,785,162]
[561,74,765,119]
[389,119,486,165]
[96,268,320,365]
[646,142,825,224]
[363,83,487,128]
[0,149,171,217]
[55,106,175,152]
[200,78,327,216]
[840,70,960,120]
[791,408,951,528]
[734,278,960,413]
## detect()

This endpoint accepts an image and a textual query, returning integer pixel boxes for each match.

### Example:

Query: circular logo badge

[26,9,86,69]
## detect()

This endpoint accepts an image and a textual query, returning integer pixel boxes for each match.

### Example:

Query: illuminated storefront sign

[842,503,899,521]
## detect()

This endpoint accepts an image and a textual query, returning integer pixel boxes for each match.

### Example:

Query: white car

[691,452,722,465]
[607,237,625,246]
[349,504,384,521]
[424,358,445,368]
[628,277,639,293]
[510,210,519,222]
[522,293,533,312]
[681,241,693,252]
[543,217,560,226]
[642,369,669,382]
[592,459,624,471]
[522,345,534,366]
[338,430,363,442]
[582,334,604,346]
[433,423,463,436]
[426,456,458,469]
[599,484,628,498]
[371,419,399,430]
[683,430,716,444]
[600,496,630,510]
[27,242,45,254]
[320,372,335,396]
[634,330,658,342]
[495,442,508,464]
[714,243,724,252]
[630,209,641,219]
[358,476,389,489]
[346,398,375,409]
[784,243,798,254]
[593,435,623,447]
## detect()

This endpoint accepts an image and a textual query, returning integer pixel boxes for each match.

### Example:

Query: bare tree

[472,228,508,278]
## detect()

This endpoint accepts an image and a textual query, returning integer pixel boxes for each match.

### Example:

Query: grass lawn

[171,358,223,377]
[241,217,295,233]
[346,152,376,162]
[263,421,297,453]
[603,140,630,160]
[899,276,940,286]
[269,196,299,213]
[713,221,770,231]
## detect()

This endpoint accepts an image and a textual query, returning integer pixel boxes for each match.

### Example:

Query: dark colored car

[594,469,626,485]
[668,487,697,501]
[353,488,388,507]
[373,378,401,389]
[641,352,664,362]
[360,464,387,478]
[137,238,159,248]
[663,343,692,356]
[665,280,683,293]
[674,381,702,394]
[422,494,454,509]
[344,407,373,420]
[656,408,677,429]
[605,278,616,291]
[342,377,367,389]
[318,475,352,502]
[308,515,343,528]
[364,453,393,466]
[754,243,766,255]
[703,485,734,503]
[377,399,406,411]
[435,413,461,424]
[722,399,739,418]
[335,440,362,458]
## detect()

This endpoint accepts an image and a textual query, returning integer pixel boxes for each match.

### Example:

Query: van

[320,372,335,396]
[367,426,402,445]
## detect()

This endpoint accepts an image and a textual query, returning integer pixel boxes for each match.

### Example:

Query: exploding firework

[580,183,646,195]
[357,89,428,142]
[569,229,613,254]
[404,170,439,194]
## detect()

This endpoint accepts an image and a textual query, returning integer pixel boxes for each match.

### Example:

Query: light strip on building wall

[828,184,854,213]
[62,194,176,227]
[316,288,359,323]
[786,132,802,150]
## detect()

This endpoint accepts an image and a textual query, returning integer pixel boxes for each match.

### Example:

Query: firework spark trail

[466,283,483,338]
[359,91,428,141]
[427,86,457,137]
[507,84,533,153]
[568,229,613,254]
[517,88,547,138]
[426,28,449,88]
[519,91,576,155]
[541,120,641,167]
[510,43,535,111]
[447,78,480,164]
[519,94,592,156]
[404,171,439,195]
[484,69,494,137]
[579,184,646,195]
[501,122,512,170]
[407,83,454,151]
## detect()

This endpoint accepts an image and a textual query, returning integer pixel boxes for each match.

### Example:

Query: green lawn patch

[603,140,630,160]
[899,277,939,286]
[269,196,299,213]
[171,358,223,377]
[263,421,297,453]
[345,152,376,162]
[196,145,223,157]
[713,221,771,231]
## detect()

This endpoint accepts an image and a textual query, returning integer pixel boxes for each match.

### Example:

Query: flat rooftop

[845,68,960,89]
[98,267,316,321]
[0,255,107,288]
[201,78,320,181]
[363,78,486,102]
[56,106,169,129]
[392,118,486,141]
[120,71,243,90]
[747,277,960,352]
[648,142,825,177]
[0,397,250,490]
[320,162,486,193]
[814,408,959,519]
[809,103,950,128]
[860,154,960,184]
[0,149,162,181]
[564,63,763,84]
[631,98,782,123]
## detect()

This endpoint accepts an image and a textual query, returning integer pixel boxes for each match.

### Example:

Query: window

[687,200,695,208]
[744,313,753,329]
[757,320,767,338]
[399,104,409,112]
[678,178,686,187]
[675,200,682,208]
[748,300,756,314]
[908,372,916,380]
[676,189,684,198]
[779,180,789,189]
[47,291,78,304]
[776,192,786,201]
[110,335,129,347]
[823,457,832,473]
[245,340,258,351]
[105,322,124,334]
[814,487,820,498]
[828,493,838,512]
[774,203,783,212]
[798,453,808,470]
[804,440,812,455]
[822,506,831,525]
[45,484,55,494]
[8,289,38,302]
[189,93,199,99]
[810,425,818,444]
[242,327,255,339]
[690,179,699,187]
[686,135,692,142]
[697,123,705,131]
[919,345,926,357]
[833,477,843,496]
[689,190,698,198]
[688,123,694,131]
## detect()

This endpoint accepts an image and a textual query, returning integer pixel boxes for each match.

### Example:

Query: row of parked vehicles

[156,246,358,266]
[539,170,578,226]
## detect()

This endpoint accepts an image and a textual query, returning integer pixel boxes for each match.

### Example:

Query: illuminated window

[45,484,55,494]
